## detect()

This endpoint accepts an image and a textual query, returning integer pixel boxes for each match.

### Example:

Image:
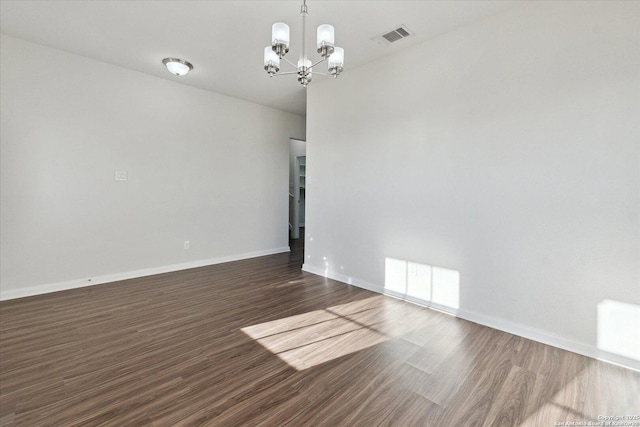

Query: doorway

[289,138,306,240]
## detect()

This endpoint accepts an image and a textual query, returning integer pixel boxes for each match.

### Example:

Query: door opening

[289,139,306,240]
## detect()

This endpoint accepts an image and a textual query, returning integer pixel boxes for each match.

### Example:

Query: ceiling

[0,1,524,116]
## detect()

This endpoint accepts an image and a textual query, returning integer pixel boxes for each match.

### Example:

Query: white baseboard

[302,263,640,372]
[0,247,291,301]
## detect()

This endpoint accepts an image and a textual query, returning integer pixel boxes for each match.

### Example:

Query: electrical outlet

[184,241,190,250]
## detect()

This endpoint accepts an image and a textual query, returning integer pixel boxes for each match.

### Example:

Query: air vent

[382,31,403,43]
[372,25,415,46]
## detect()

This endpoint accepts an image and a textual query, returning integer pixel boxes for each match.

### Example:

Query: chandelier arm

[281,56,299,69]
[313,72,335,76]
[271,71,301,76]
[309,57,327,69]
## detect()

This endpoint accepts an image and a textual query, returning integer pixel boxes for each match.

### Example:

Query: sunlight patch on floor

[241,295,420,370]
[519,361,640,426]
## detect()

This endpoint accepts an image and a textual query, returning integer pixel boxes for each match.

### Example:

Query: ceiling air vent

[372,25,415,46]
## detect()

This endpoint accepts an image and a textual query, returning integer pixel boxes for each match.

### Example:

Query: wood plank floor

[1,238,639,426]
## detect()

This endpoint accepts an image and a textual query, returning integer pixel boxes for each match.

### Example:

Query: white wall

[0,35,305,299]
[304,1,640,368]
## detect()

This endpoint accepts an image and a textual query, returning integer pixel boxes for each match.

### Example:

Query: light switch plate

[115,171,127,181]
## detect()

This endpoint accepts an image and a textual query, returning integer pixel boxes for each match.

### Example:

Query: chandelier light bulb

[298,58,312,69]
[264,47,280,67]
[297,58,312,86]
[316,24,335,49]
[328,47,344,77]
[264,47,280,76]
[272,23,290,47]
[328,47,344,68]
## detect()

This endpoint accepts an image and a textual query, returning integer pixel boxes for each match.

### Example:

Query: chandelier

[263,0,344,87]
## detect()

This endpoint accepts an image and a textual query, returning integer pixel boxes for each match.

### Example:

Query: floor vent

[373,25,415,46]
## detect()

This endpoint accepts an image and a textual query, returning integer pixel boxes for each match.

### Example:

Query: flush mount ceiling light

[162,58,193,76]
[263,0,344,87]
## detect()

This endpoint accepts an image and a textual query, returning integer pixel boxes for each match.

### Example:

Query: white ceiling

[0,0,525,116]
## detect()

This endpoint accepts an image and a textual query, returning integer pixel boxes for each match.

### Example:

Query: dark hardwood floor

[1,235,639,426]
